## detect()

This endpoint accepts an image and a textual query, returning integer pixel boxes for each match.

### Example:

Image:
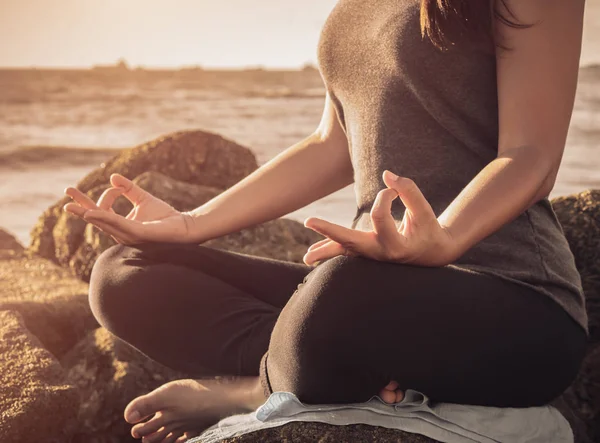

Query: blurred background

[0,0,599,245]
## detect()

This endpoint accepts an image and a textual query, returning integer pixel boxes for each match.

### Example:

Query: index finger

[384,175,436,221]
[110,173,149,205]
[370,188,402,246]
[304,217,368,251]
[65,187,99,211]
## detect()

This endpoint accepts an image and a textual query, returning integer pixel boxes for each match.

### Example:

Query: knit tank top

[316,0,589,336]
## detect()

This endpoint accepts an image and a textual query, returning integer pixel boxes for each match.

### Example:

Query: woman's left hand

[303,170,458,267]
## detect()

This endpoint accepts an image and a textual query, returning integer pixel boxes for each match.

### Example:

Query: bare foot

[125,376,265,442]
[379,380,404,404]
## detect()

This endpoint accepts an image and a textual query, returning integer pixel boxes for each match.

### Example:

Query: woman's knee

[267,255,378,401]
[292,254,366,327]
[88,243,142,328]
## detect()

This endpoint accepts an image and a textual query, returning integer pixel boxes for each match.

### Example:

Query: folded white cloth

[188,389,573,443]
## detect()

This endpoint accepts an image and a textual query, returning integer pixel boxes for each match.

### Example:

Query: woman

[64,0,589,442]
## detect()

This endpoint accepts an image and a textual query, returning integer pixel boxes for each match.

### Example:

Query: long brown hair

[419,0,534,54]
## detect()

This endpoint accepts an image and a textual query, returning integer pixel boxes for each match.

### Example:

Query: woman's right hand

[63,173,198,245]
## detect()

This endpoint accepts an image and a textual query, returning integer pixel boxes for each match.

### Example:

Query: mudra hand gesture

[63,173,196,245]
[303,170,457,267]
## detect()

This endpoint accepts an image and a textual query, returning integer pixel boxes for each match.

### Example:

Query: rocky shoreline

[1,130,598,442]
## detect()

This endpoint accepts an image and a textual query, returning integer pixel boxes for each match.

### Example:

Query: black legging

[88,241,587,408]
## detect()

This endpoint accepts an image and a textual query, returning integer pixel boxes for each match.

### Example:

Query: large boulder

[552,189,600,342]
[29,130,259,264]
[219,422,438,442]
[550,189,600,443]
[0,310,79,443]
[0,229,96,358]
[0,228,24,259]
[28,131,324,282]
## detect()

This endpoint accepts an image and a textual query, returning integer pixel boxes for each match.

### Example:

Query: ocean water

[0,66,599,246]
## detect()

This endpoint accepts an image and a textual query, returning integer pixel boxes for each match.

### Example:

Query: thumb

[110,173,133,188]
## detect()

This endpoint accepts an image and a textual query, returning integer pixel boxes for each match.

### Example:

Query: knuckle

[340,239,356,250]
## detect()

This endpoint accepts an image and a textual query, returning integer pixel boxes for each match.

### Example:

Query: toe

[184,431,200,439]
[140,424,179,443]
[125,394,156,424]
[379,388,397,404]
[131,411,170,438]
[395,389,404,403]
[385,380,399,391]
[126,385,177,424]
[161,431,184,443]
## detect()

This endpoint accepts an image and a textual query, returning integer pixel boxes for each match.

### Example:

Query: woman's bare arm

[437,0,584,259]
[187,92,354,243]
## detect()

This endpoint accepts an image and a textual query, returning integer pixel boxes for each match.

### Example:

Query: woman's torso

[316,0,589,336]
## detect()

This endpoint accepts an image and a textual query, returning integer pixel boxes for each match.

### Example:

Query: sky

[0,0,598,69]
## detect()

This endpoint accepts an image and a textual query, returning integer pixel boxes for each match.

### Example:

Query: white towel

[188,389,573,443]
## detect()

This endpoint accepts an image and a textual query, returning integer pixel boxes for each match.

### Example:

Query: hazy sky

[0,0,598,68]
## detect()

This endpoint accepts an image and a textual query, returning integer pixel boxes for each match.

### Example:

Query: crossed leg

[89,244,585,442]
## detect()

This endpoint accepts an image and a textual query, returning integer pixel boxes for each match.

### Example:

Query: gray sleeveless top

[317,0,589,336]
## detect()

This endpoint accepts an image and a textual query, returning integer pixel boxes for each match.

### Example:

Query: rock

[29,130,259,262]
[28,131,323,282]
[553,342,600,443]
[544,189,600,443]
[552,189,600,343]
[219,422,438,442]
[0,228,24,259]
[0,310,79,443]
[60,327,191,443]
[0,240,96,358]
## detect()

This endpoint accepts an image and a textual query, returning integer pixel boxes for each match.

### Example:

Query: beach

[1,65,599,245]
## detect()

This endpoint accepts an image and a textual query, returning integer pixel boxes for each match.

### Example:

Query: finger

[370,188,404,249]
[303,240,346,265]
[96,187,125,211]
[126,207,138,220]
[304,217,368,252]
[110,173,149,205]
[307,238,332,252]
[63,202,88,218]
[86,218,135,244]
[65,187,99,211]
[383,171,436,221]
[83,210,141,242]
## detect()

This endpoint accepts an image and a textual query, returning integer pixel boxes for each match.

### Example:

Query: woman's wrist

[181,211,211,243]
